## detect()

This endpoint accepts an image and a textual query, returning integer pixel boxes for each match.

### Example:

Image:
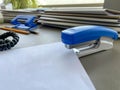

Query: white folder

[0,42,95,90]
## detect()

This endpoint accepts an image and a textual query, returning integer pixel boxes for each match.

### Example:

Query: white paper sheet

[0,42,95,90]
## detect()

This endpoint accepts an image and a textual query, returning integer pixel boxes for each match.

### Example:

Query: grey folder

[104,0,120,11]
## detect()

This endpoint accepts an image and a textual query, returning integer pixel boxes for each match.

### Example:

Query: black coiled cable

[0,32,19,51]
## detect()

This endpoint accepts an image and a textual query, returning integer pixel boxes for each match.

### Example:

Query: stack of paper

[38,7,120,28]
[0,9,43,23]
[0,42,95,90]
[1,7,120,28]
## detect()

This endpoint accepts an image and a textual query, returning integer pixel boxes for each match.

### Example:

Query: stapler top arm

[62,25,118,45]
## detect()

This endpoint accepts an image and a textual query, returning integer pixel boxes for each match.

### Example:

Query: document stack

[38,7,120,28]
[0,9,43,23]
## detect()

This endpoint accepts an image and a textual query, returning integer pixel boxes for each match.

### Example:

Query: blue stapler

[11,15,37,31]
[61,25,118,57]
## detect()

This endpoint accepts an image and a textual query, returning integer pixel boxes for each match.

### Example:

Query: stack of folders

[37,7,120,28]
[1,7,120,28]
[0,9,43,23]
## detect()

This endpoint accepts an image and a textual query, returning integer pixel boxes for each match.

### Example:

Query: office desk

[0,24,120,90]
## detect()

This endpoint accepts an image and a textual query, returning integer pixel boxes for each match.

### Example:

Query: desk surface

[0,24,120,90]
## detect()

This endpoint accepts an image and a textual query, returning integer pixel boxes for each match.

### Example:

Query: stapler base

[72,37,113,57]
